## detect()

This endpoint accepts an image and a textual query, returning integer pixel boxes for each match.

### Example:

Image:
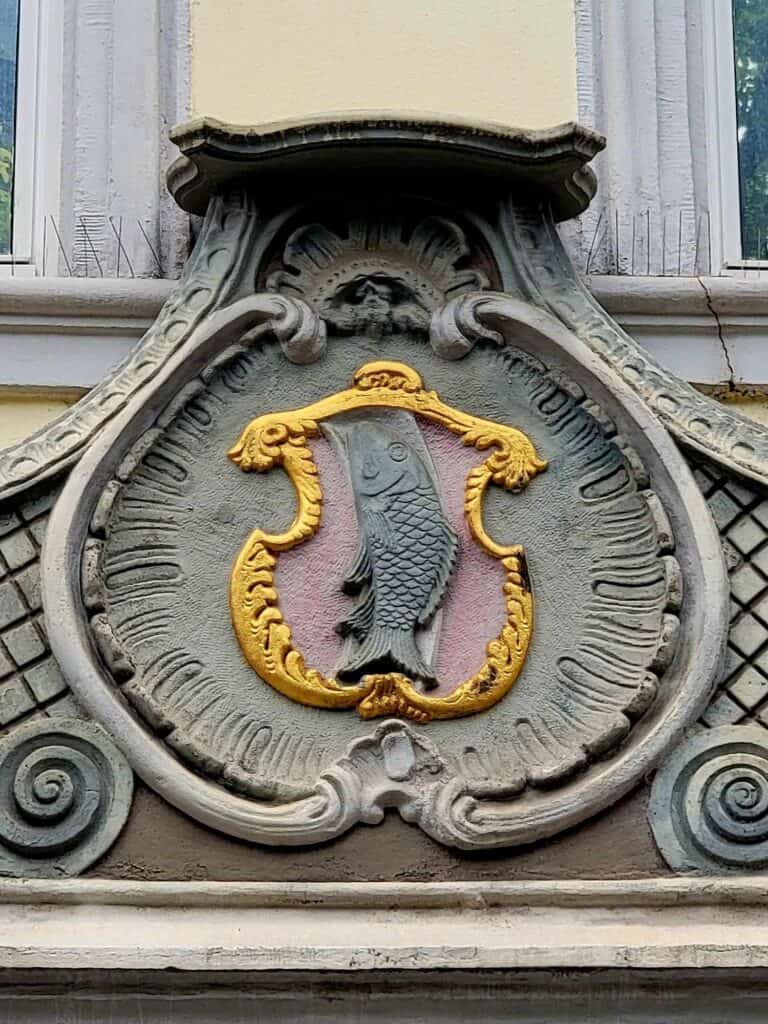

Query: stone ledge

[588,274,768,317]
[0,276,766,388]
[0,277,173,317]
[0,878,767,971]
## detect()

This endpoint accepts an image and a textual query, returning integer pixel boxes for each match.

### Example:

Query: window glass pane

[0,0,18,256]
[734,0,768,260]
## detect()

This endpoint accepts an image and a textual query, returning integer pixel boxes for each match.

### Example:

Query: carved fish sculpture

[336,422,458,686]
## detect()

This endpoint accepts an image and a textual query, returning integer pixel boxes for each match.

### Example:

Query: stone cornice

[167,113,605,220]
[1,878,768,971]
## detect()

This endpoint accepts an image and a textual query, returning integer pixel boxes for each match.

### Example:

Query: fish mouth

[356,468,407,497]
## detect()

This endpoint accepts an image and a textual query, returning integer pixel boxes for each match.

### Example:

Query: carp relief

[41,184,722,848]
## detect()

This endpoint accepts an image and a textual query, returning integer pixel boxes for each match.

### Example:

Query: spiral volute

[0,719,133,877]
[650,725,768,873]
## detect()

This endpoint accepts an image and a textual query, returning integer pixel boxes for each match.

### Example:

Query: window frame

[703,0,768,271]
[0,0,61,272]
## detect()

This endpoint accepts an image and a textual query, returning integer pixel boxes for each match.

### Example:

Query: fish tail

[337,627,437,687]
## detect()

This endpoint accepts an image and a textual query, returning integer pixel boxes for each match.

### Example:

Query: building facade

[1,1,768,1020]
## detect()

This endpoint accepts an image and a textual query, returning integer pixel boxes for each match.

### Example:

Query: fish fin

[337,627,437,686]
[364,510,396,550]
[417,522,460,626]
[336,587,375,639]
[341,539,372,594]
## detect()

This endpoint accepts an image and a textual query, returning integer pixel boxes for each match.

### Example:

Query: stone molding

[167,114,605,221]
[1,878,768,971]
[2,275,767,391]
[0,280,172,391]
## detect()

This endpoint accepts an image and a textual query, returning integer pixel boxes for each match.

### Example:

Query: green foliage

[734,0,768,259]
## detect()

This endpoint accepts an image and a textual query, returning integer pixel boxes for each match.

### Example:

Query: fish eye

[388,442,408,462]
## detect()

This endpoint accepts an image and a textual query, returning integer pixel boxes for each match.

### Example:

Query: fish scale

[372,486,454,630]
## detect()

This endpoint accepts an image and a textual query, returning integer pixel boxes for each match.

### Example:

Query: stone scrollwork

[39,280,726,849]
[3,115,762,861]
[497,200,768,487]
[649,726,768,874]
[267,215,489,338]
[0,192,274,502]
[228,359,545,723]
[0,718,133,877]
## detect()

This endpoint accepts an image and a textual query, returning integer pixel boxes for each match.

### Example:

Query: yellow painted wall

[0,393,79,449]
[719,396,768,429]
[190,0,578,129]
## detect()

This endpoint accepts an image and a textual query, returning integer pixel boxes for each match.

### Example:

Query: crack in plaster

[697,276,736,389]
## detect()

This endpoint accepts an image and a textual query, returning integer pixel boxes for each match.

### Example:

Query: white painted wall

[573,0,710,276]
[56,0,190,278]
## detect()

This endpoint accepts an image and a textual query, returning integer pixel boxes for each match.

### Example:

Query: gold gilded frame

[228,361,547,722]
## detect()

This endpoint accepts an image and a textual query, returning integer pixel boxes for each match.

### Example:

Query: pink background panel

[275,419,506,692]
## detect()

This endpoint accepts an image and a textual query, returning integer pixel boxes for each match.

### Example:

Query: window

[0,0,19,255]
[706,0,768,268]
[733,0,768,261]
[0,0,62,272]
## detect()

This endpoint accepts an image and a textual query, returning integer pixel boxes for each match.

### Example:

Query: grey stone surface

[2,622,45,667]
[168,115,605,220]
[690,457,768,732]
[0,581,25,629]
[0,679,35,726]
[23,660,68,703]
[0,530,36,571]
[13,564,40,611]
[42,268,724,850]
[0,717,133,877]
[649,725,768,873]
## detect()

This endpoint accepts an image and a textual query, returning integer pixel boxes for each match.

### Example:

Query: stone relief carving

[495,199,768,487]
[332,419,460,687]
[39,266,723,849]
[4,115,767,869]
[0,718,132,877]
[226,358,543,723]
[649,725,768,873]
[267,216,488,336]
